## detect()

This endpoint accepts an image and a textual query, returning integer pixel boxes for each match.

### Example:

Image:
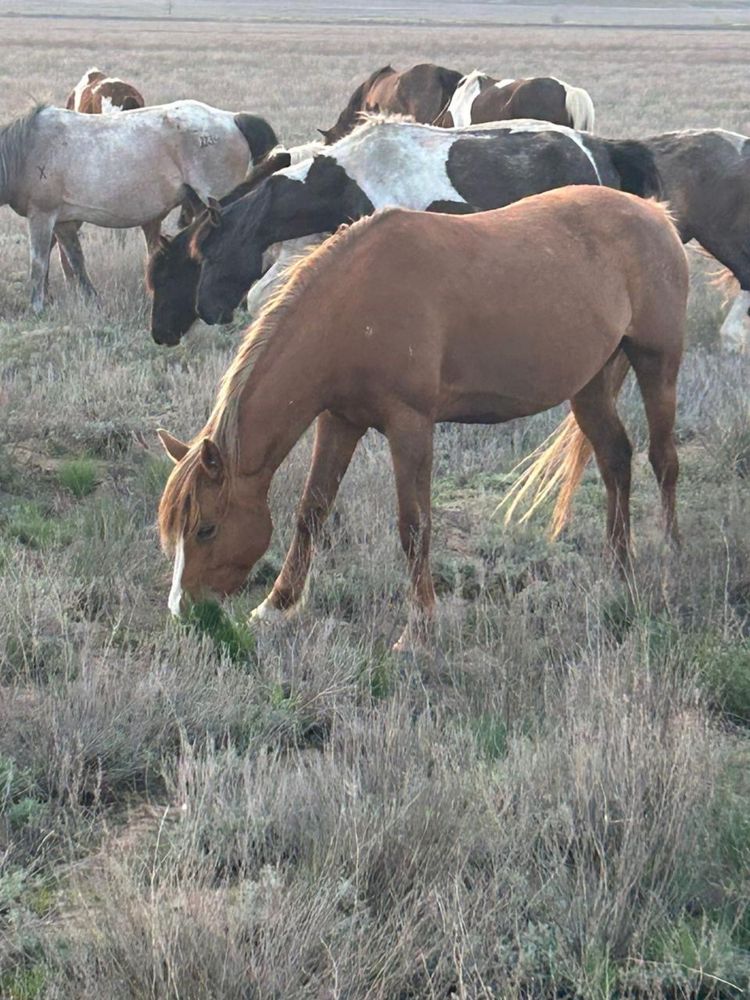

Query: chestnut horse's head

[157,429,272,615]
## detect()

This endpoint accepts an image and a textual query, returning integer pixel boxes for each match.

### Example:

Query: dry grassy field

[1,7,749,998]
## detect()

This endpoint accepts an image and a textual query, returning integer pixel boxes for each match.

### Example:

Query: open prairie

[1,7,749,998]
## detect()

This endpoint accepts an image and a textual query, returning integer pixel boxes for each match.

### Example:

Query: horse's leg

[141,219,164,254]
[27,212,56,314]
[622,343,682,547]
[55,222,97,299]
[386,411,436,651]
[251,411,365,622]
[570,363,633,569]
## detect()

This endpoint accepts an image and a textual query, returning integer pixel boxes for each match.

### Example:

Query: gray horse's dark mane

[0,104,46,205]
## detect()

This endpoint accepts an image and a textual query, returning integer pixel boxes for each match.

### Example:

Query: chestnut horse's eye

[196,524,217,543]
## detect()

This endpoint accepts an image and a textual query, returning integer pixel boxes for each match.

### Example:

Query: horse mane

[459,69,491,89]
[159,213,384,546]
[324,64,395,137]
[0,105,46,206]
[350,110,417,131]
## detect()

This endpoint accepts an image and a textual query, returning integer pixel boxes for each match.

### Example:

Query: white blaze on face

[168,536,185,617]
[720,289,750,353]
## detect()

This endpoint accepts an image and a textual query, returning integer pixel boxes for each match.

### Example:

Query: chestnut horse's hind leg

[386,411,436,651]
[570,361,634,569]
[27,212,56,314]
[54,222,97,299]
[622,344,682,547]
[251,411,365,622]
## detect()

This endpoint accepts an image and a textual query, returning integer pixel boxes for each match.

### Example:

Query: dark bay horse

[0,103,279,312]
[646,128,750,352]
[157,186,688,650]
[319,63,463,143]
[147,116,660,343]
[437,71,595,131]
[66,67,145,113]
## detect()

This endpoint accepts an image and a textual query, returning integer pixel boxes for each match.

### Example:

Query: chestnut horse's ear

[207,197,222,228]
[199,438,224,481]
[157,428,190,464]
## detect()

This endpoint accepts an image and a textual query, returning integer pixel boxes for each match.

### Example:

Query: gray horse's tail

[601,138,662,199]
[233,113,280,165]
[0,104,46,206]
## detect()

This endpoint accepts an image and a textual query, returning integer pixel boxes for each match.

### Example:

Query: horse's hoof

[392,628,431,656]
[249,598,288,625]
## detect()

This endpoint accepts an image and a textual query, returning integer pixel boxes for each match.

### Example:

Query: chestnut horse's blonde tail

[498,351,631,538]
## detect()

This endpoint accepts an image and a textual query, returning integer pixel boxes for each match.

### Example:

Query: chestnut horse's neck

[238,330,326,481]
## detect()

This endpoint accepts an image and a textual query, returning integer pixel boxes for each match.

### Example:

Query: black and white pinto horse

[0,102,278,312]
[198,118,750,353]
[183,116,659,329]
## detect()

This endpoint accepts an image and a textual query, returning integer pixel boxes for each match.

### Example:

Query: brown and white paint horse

[437,70,595,130]
[157,186,687,649]
[319,63,463,143]
[0,102,279,312]
[66,67,145,114]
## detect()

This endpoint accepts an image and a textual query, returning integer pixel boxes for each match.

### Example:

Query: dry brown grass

[1,10,749,999]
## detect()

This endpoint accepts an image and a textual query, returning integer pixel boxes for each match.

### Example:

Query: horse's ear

[265,150,291,172]
[242,150,291,191]
[207,198,222,228]
[199,437,224,481]
[317,127,333,142]
[157,428,190,464]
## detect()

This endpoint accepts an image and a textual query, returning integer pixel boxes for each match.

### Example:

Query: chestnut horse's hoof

[249,598,288,625]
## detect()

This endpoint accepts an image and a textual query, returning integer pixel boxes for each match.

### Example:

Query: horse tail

[499,351,632,538]
[234,113,280,165]
[564,84,595,132]
[602,138,662,199]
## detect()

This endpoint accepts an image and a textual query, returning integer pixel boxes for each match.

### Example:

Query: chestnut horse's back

[319,187,687,422]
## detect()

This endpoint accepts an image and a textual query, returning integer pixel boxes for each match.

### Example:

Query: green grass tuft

[0,502,72,549]
[183,600,257,665]
[57,456,98,498]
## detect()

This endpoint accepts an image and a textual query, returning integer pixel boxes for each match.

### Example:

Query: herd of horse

[0,60,746,644]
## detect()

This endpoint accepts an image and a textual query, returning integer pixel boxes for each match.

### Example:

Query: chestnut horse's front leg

[386,410,436,652]
[251,411,364,623]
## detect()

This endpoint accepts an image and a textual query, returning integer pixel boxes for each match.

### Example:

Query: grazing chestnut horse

[320,63,463,143]
[66,67,145,113]
[0,103,279,312]
[157,186,687,649]
[437,70,595,131]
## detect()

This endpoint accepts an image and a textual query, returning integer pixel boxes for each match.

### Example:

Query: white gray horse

[0,101,278,312]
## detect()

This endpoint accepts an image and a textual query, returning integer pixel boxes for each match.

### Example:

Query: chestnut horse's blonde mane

[159,212,383,546]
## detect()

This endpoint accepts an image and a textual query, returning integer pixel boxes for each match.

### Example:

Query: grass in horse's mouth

[182,599,257,664]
